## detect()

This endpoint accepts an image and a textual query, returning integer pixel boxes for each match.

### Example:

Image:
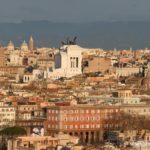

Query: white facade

[122,97,142,105]
[45,45,86,79]
[116,67,140,77]
[19,112,31,120]
[9,53,23,66]
[111,56,118,66]
[23,70,44,83]
[23,74,33,83]
[32,69,44,80]
[0,105,16,129]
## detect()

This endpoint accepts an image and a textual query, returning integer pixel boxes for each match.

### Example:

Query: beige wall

[83,57,111,73]
[0,47,6,67]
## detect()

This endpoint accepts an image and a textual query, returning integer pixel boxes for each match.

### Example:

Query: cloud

[0,0,150,22]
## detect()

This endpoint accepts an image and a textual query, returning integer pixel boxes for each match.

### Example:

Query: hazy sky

[0,0,150,22]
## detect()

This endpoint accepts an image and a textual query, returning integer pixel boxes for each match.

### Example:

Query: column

[83,132,86,144]
[99,130,104,142]
[88,131,91,144]
[78,132,82,144]
[94,131,96,144]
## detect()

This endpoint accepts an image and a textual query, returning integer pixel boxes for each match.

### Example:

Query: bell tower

[29,36,34,51]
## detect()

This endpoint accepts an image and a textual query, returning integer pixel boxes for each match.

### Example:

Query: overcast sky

[0,0,150,23]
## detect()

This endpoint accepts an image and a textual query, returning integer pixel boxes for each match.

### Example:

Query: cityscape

[1,0,150,150]
[0,36,149,150]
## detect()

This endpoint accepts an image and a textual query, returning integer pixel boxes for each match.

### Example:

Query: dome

[21,41,28,51]
[7,41,14,50]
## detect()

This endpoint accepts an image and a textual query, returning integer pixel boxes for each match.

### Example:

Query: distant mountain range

[0,20,150,49]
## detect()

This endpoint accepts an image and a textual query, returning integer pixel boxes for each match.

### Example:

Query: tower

[0,46,6,67]
[28,36,34,51]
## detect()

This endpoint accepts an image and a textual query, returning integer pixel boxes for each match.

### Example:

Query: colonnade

[69,131,104,144]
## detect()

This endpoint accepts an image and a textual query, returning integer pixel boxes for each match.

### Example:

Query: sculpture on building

[61,36,77,45]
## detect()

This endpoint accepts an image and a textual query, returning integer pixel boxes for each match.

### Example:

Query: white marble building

[45,44,87,79]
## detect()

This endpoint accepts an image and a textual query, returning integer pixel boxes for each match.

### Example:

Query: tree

[117,112,150,140]
[0,126,26,137]
[0,126,27,150]
[117,112,150,131]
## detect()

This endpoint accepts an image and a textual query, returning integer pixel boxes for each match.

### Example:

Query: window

[80,124,84,129]
[70,125,73,129]
[64,125,68,129]
[64,110,67,114]
[55,117,58,121]
[69,110,73,114]
[86,124,89,128]
[80,116,84,121]
[75,117,78,121]
[96,124,100,128]
[70,117,73,121]
[64,117,67,121]
[76,57,78,68]
[91,116,95,121]
[86,116,90,121]
[96,116,100,120]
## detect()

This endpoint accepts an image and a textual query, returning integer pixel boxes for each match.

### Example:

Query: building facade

[45,45,86,79]
[46,105,120,144]
[116,67,140,77]
[83,57,111,73]
[0,103,16,130]
[0,47,6,67]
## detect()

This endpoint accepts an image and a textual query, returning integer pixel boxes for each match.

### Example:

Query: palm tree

[0,126,26,150]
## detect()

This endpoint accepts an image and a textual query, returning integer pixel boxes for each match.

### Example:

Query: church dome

[21,41,28,51]
[7,41,14,50]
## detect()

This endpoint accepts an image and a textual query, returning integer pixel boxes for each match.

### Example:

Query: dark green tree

[0,126,27,150]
